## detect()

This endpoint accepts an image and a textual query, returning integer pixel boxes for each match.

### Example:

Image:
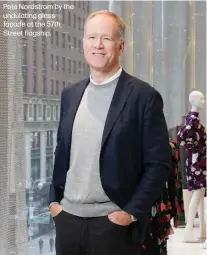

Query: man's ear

[120,40,125,52]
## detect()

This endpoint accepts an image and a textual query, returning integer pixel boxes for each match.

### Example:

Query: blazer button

[59,185,64,189]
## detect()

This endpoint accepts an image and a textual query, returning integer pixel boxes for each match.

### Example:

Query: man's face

[83,14,124,71]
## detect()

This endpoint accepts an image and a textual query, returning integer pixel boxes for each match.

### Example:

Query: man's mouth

[92,53,105,55]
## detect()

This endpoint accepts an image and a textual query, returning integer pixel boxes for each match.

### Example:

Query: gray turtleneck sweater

[61,75,122,217]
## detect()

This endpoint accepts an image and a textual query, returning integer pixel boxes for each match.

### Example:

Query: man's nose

[94,38,104,48]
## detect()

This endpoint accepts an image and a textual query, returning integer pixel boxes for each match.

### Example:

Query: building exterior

[23,0,90,185]
[0,1,91,253]
[22,0,91,238]
[0,2,28,254]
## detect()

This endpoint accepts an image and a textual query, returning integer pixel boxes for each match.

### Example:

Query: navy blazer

[49,70,171,243]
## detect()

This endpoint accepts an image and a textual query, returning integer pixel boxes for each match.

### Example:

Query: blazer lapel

[101,70,134,150]
[63,78,89,153]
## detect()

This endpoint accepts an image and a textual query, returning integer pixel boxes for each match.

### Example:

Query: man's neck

[90,66,121,84]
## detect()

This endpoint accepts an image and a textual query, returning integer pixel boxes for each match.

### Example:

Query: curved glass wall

[0,1,206,254]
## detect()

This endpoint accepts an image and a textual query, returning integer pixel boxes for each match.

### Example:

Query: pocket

[53,210,64,220]
[106,216,131,229]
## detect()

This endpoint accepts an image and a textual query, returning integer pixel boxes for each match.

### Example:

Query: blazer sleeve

[123,90,171,219]
[49,88,66,205]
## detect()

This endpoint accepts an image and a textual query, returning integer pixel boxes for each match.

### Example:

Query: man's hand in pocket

[50,204,63,218]
[108,211,132,226]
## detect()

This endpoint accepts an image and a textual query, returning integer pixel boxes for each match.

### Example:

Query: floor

[168,226,207,255]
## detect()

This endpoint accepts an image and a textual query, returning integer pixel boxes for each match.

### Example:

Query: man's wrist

[130,214,138,222]
[122,210,138,222]
[49,202,60,209]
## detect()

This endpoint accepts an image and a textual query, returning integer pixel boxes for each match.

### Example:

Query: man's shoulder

[124,71,159,97]
[62,78,89,95]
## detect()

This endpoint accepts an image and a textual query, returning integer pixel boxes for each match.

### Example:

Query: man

[49,10,171,255]
[49,236,54,252]
[38,238,43,254]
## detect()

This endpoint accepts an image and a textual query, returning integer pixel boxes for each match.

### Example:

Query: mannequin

[177,91,206,242]
[179,143,193,224]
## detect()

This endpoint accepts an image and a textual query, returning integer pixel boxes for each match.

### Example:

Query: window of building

[22,18,26,34]
[33,47,36,67]
[42,49,46,69]
[62,81,65,90]
[51,28,53,44]
[83,63,85,76]
[24,104,28,121]
[68,34,71,49]
[78,16,81,30]
[68,59,71,73]
[33,73,37,93]
[79,39,82,53]
[23,71,27,93]
[29,104,33,118]
[56,80,59,95]
[51,79,54,95]
[51,105,54,120]
[56,105,59,120]
[22,44,27,66]
[31,132,40,148]
[33,34,36,47]
[68,11,71,26]
[78,61,81,74]
[86,1,90,12]
[42,26,46,44]
[56,56,59,71]
[46,131,53,147]
[43,105,46,120]
[73,14,76,28]
[46,157,53,178]
[56,8,59,21]
[31,159,40,182]
[62,57,65,72]
[33,104,37,121]
[62,9,65,24]
[38,104,42,117]
[51,54,53,70]
[47,107,51,118]
[82,18,85,30]
[55,31,59,46]
[73,60,76,74]
[43,72,47,94]
[62,33,65,48]
[73,37,76,49]
[42,2,47,12]
[51,2,55,14]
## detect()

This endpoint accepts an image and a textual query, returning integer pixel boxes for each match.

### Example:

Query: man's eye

[104,37,111,41]
[89,36,95,39]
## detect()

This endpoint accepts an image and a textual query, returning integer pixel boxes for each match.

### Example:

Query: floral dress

[177,112,206,191]
[140,142,184,255]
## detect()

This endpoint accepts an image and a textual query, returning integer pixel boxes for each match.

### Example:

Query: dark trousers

[54,210,140,255]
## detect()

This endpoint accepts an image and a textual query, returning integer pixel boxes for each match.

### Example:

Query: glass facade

[0,1,206,254]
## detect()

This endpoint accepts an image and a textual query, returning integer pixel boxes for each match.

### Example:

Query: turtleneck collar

[90,67,122,85]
